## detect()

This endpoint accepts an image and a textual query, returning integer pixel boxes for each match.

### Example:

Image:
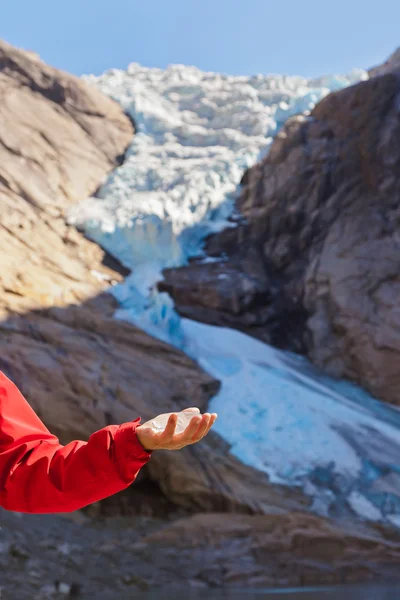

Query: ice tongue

[143,408,200,434]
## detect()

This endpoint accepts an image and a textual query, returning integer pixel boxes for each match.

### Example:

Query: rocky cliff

[161,66,400,407]
[369,47,400,77]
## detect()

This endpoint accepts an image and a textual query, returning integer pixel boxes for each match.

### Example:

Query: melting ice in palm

[67,63,400,526]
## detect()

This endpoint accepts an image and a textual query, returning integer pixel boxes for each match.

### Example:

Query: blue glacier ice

[67,63,400,527]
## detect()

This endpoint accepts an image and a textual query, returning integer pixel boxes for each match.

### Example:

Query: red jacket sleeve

[0,371,152,514]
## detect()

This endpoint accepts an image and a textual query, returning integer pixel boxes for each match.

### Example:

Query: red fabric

[0,371,152,513]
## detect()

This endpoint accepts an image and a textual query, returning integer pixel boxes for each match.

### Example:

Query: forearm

[0,372,152,514]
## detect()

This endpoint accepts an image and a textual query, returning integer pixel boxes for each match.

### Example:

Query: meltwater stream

[68,63,400,527]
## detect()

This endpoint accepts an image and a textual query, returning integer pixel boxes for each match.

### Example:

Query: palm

[136,407,217,451]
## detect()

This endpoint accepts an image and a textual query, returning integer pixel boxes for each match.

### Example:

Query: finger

[191,413,211,441]
[205,413,218,434]
[162,413,178,440]
[175,414,202,443]
[195,413,217,442]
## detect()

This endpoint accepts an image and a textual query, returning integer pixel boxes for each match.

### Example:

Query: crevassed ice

[68,63,367,342]
[69,63,367,272]
[65,63,400,526]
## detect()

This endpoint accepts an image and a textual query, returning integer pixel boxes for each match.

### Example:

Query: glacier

[67,62,400,526]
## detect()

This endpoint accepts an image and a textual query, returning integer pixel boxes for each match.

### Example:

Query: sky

[1,0,398,78]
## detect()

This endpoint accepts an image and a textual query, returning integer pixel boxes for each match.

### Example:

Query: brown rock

[141,512,400,587]
[0,40,307,515]
[162,72,400,405]
[0,37,134,317]
[146,430,308,514]
[160,247,279,344]
[369,47,400,77]
[3,507,400,595]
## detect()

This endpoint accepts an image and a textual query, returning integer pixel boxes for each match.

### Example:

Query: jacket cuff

[113,418,153,483]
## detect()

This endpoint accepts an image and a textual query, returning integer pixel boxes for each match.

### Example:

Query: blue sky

[1,0,398,78]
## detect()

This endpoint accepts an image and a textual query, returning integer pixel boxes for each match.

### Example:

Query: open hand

[136,407,217,452]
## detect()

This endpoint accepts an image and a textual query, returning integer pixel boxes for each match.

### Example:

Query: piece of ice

[142,408,200,434]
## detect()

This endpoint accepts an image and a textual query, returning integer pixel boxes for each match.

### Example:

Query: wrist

[112,420,153,483]
[136,426,154,453]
